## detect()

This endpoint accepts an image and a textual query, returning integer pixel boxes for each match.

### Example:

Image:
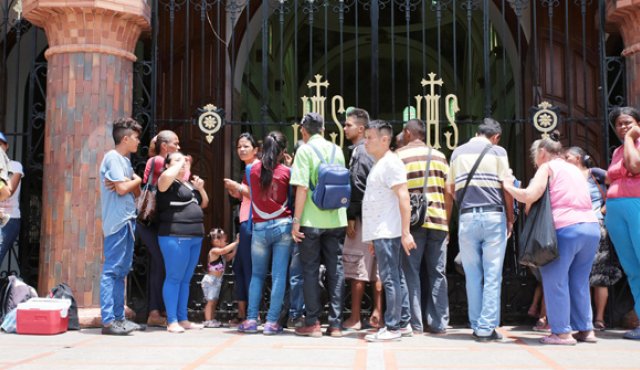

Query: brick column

[607,0,640,107]
[23,1,149,314]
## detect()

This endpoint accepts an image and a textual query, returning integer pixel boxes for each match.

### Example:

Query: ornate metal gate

[1,0,630,325]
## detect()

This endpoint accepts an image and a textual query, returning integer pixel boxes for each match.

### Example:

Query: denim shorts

[201,274,223,301]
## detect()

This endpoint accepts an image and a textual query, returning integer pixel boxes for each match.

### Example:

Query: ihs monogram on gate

[296,74,346,148]
[416,73,460,150]
[294,73,460,149]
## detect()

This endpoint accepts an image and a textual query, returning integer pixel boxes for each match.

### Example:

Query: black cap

[301,112,324,130]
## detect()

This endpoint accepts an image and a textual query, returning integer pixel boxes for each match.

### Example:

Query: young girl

[202,228,238,328]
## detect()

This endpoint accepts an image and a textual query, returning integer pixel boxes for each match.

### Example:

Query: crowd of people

[93,106,640,344]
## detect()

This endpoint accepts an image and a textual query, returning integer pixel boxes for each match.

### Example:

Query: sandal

[179,321,204,330]
[539,334,577,346]
[228,316,245,327]
[167,323,185,334]
[593,320,606,331]
[572,331,597,343]
[533,318,550,332]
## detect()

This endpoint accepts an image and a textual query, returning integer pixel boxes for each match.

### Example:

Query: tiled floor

[0,325,638,370]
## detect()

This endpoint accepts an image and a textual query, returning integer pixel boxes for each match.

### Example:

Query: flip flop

[593,320,606,331]
[539,334,577,346]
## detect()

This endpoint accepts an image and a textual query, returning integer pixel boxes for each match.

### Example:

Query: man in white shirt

[362,120,416,341]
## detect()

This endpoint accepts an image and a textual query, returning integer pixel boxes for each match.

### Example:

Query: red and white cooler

[16,298,72,335]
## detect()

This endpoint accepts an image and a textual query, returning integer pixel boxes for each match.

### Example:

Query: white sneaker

[365,327,401,342]
[399,324,413,337]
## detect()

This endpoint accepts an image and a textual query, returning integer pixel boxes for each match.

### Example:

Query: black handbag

[409,147,432,229]
[518,184,558,268]
[136,159,157,225]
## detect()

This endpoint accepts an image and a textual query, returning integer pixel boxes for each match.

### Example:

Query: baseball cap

[0,132,7,144]
[300,112,324,130]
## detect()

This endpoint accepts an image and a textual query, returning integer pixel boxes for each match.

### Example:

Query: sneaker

[399,324,413,337]
[473,330,503,342]
[365,327,402,342]
[204,320,222,328]
[427,328,447,335]
[295,321,322,338]
[117,319,145,332]
[287,316,305,329]
[102,320,134,336]
[237,319,258,334]
[623,326,640,340]
[326,327,343,338]
[263,322,283,335]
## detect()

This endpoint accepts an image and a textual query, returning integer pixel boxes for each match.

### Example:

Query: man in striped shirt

[396,119,453,335]
[445,118,514,342]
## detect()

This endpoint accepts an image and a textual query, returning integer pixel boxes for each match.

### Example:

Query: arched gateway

[0,0,636,325]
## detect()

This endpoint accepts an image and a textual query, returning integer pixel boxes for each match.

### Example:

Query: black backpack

[0,275,38,322]
[49,283,80,330]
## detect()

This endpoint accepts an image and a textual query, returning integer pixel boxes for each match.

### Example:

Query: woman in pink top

[138,130,180,327]
[504,134,599,345]
[223,133,259,325]
[604,107,640,340]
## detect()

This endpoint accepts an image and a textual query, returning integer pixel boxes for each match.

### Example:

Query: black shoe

[102,321,134,336]
[473,330,503,342]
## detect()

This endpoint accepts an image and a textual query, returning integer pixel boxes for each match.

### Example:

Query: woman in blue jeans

[230,131,293,335]
[504,134,599,345]
[223,133,259,324]
[156,152,209,333]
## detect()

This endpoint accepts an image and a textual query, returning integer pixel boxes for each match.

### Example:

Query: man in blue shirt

[99,118,142,335]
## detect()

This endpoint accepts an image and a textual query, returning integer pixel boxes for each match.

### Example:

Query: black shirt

[156,180,205,236]
[347,140,374,220]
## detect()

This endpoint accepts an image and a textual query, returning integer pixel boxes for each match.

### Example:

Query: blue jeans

[540,222,599,334]
[0,218,20,268]
[100,220,135,325]
[374,237,411,331]
[298,226,345,328]
[233,221,253,301]
[289,243,304,319]
[606,197,640,318]
[402,228,449,332]
[247,218,293,323]
[458,210,507,336]
[158,235,203,324]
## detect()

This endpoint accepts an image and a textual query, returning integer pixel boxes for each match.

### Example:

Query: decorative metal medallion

[197,104,223,143]
[531,101,558,138]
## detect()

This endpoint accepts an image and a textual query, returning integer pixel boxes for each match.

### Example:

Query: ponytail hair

[566,146,593,168]
[260,131,287,190]
[150,130,178,156]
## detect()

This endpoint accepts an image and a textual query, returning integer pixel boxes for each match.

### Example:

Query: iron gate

[0,0,631,325]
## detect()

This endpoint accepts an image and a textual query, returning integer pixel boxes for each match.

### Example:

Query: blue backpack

[308,143,351,210]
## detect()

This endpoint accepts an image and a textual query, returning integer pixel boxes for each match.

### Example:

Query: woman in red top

[229,131,293,335]
[604,106,640,340]
[138,130,180,327]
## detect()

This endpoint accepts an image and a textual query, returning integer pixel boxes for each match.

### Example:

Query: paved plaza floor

[0,325,638,370]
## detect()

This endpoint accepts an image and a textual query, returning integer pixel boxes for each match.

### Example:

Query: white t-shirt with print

[362,150,407,242]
